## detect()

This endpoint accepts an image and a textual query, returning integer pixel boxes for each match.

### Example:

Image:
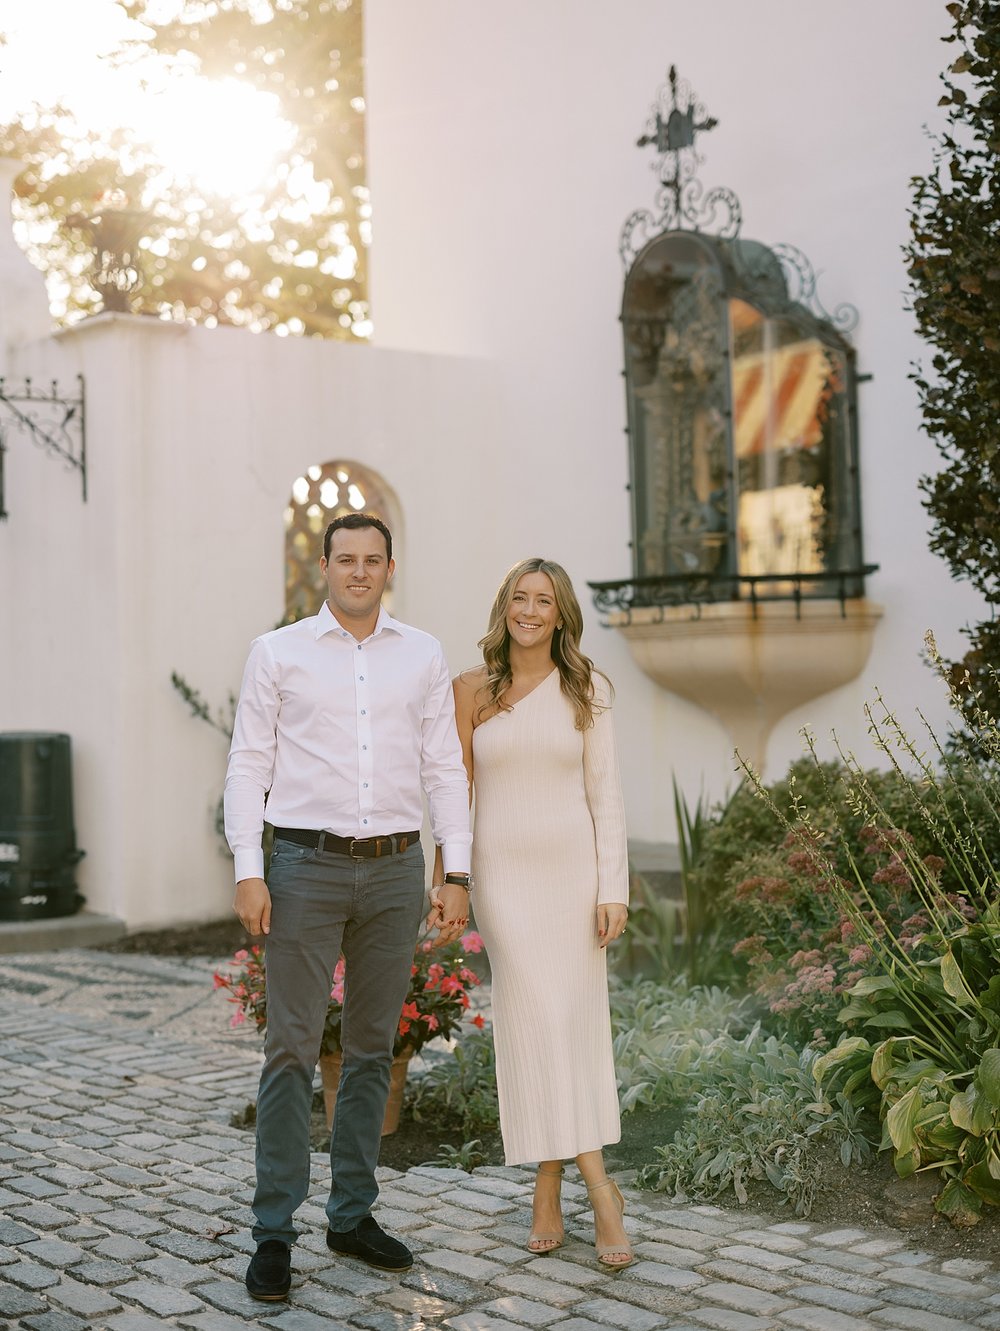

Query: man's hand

[425,882,470,947]
[234,877,272,936]
[597,903,628,948]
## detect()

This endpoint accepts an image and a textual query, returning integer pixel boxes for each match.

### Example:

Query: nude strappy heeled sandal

[586,1177,634,1269]
[527,1164,565,1253]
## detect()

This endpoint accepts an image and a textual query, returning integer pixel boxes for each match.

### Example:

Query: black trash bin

[0,732,85,920]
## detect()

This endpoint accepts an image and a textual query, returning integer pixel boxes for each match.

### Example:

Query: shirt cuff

[234,848,265,883]
[441,840,472,877]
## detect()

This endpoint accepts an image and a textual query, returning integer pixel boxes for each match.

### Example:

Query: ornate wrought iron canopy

[620,66,857,334]
[0,376,87,520]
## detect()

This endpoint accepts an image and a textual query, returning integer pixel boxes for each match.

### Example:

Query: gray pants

[251,836,426,1245]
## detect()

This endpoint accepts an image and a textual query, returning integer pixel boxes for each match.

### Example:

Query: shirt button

[359,675,364,681]
[358,645,362,651]
[361,709,366,716]
[363,782,369,788]
[363,818,368,824]
[362,744,368,751]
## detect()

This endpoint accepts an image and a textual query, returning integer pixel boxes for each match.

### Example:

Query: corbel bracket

[0,375,86,519]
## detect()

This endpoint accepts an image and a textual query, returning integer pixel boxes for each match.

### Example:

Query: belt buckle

[348,838,365,859]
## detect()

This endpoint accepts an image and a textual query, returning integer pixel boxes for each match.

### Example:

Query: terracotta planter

[318,1049,413,1136]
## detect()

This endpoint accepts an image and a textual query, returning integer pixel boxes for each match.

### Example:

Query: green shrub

[750,641,1000,1224]
[684,744,1000,1045]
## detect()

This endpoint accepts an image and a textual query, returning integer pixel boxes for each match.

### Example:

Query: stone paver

[3,947,1000,1331]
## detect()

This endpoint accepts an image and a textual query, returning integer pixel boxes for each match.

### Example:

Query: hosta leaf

[936,1177,982,1225]
[963,1161,1000,1206]
[887,1086,922,1153]
[927,1119,965,1150]
[812,1037,871,1084]
[838,1001,875,1023]
[950,1084,997,1136]
[951,1086,978,1133]
[894,1145,920,1179]
[848,975,898,997]
[871,1039,901,1090]
[976,1048,1000,1107]
[941,949,977,1006]
[865,1010,914,1030]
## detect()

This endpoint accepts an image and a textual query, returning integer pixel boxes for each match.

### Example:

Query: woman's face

[506,571,560,655]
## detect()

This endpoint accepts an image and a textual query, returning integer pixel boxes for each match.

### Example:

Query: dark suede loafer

[245,1238,292,1300]
[327,1216,413,1271]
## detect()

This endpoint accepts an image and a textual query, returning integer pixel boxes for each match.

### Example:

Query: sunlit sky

[0,0,296,198]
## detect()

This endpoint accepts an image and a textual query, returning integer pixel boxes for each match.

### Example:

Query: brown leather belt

[272,827,420,859]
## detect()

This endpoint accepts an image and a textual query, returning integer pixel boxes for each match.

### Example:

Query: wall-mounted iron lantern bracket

[0,375,87,520]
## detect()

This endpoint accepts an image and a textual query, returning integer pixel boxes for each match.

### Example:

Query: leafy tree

[0,0,367,337]
[907,0,1000,709]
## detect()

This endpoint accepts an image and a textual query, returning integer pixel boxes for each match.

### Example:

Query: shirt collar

[315,601,403,642]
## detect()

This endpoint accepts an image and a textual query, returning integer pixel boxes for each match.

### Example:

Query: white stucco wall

[364,0,987,837]
[0,316,498,928]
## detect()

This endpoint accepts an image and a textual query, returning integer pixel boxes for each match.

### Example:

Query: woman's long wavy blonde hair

[477,557,609,731]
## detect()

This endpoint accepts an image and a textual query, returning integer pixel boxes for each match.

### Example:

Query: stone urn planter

[319,1049,414,1136]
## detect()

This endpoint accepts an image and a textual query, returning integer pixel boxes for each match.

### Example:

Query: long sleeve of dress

[582,682,629,906]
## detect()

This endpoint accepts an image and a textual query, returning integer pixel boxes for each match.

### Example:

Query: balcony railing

[588,565,879,620]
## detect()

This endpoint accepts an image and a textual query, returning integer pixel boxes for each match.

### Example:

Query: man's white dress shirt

[224,603,472,883]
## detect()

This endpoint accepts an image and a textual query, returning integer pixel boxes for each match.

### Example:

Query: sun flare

[131,77,296,200]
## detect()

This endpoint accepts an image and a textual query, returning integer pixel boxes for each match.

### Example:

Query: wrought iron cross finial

[621,65,739,264]
[636,66,719,212]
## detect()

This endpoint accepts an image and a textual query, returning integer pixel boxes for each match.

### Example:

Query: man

[224,513,472,1302]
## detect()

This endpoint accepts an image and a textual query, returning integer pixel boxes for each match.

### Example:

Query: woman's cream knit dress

[471,669,629,1165]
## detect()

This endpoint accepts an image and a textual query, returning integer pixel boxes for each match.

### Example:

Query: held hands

[597,903,628,948]
[425,882,470,947]
[234,877,272,936]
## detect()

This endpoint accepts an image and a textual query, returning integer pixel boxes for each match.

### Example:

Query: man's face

[321,526,394,624]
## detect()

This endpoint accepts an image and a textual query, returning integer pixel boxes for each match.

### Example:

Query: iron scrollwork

[0,376,87,519]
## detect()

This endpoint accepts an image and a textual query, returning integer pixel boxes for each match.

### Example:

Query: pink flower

[460,968,480,985]
[440,976,464,996]
[461,932,484,953]
[234,949,249,962]
[848,944,871,965]
[424,1014,440,1031]
[230,1010,246,1027]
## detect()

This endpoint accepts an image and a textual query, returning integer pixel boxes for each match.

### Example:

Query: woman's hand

[426,883,470,946]
[597,903,627,948]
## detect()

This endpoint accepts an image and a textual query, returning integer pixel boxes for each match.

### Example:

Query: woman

[433,557,632,1268]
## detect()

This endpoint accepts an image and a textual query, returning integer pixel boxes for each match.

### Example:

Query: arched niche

[283,459,401,622]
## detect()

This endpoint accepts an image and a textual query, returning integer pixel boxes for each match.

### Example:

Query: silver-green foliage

[634,1024,872,1216]
[611,977,869,1215]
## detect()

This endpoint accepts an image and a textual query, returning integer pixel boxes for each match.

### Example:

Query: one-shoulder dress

[471,669,629,1165]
